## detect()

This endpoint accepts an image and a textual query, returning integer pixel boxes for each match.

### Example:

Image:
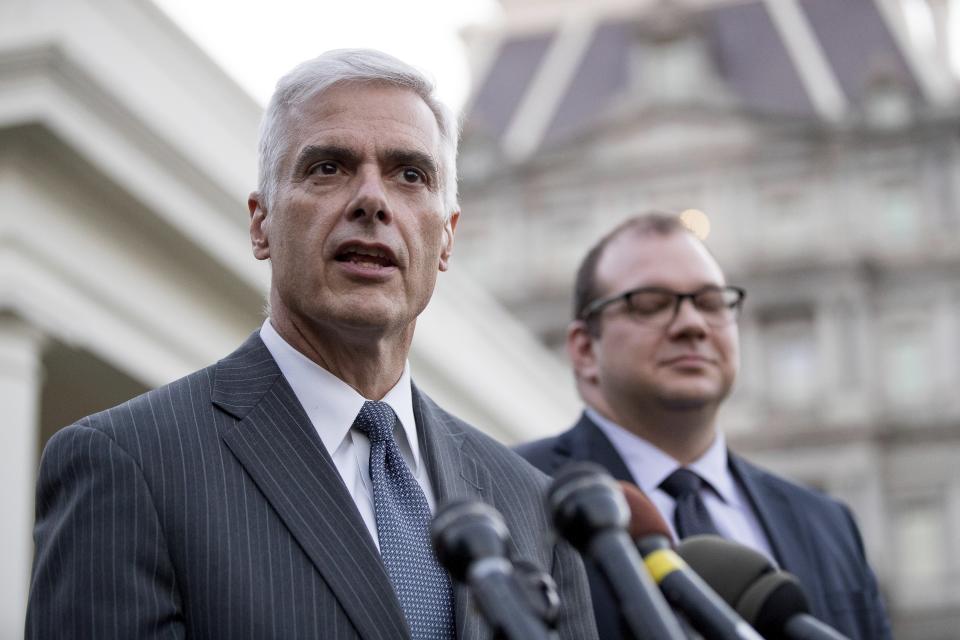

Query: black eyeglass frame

[579,285,747,326]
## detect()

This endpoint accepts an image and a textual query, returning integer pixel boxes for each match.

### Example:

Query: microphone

[618,482,764,640]
[677,536,851,640]
[547,463,686,640]
[431,499,556,640]
[739,572,849,640]
[511,559,561,629]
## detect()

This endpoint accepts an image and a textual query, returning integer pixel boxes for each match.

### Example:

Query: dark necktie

[353,400,455,640]
[659,467,722,539]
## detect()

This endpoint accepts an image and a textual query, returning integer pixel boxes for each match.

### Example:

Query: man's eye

[309,162,339,176]
[628,293,673,314]
[401,168,425,184]
[694,291,726,312]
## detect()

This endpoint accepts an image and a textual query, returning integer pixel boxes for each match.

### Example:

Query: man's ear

[249,192,270,261]
[438,210,459,272]
[567,320,600,385]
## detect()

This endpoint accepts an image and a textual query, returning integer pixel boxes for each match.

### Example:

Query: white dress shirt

[259,319,437,550]
[587,408,776,562]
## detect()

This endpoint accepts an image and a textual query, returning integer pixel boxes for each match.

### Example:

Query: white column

[0,317,45,636]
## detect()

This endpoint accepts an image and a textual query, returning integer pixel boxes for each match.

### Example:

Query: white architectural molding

[0,46,267,292]
[764,0,849,123]
[0,317,46,635]
[873,0,959,107]
[502,11,599,161]
[0,245,242,387]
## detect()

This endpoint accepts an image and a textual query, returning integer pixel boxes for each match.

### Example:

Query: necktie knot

[660,467,705,499]
[660,467,720,539]
[353,400,397,444]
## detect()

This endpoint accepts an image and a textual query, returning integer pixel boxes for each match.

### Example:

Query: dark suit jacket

[27,334,597,640]
[515,413,892,640]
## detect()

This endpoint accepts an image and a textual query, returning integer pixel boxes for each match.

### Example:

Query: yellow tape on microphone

[644,549,687,585]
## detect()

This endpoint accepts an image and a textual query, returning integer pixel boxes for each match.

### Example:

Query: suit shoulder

[53,363,219,448]
[460,422,552,488]
[513,435,563,476]
[734,455,858,527]
[417,393,550,487]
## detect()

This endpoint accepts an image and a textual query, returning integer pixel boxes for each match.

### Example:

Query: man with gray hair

[26,49,596,640]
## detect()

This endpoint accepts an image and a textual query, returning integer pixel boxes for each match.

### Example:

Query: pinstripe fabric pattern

[27,333,598,640]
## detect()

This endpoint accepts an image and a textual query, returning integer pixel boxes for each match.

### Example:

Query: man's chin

[333,306,402,332]
[659,397,713,411]
[657,387,723,411]
[287,296,399,334]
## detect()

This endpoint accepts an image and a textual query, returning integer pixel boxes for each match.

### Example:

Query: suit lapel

[729,454,828,614]
[412,386,490,640]
[213,334,409,640]
[554,413,636,483]
[413,386,490,503]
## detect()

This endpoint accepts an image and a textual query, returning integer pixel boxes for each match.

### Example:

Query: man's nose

[345,167,391,223]
[667,297,708,338]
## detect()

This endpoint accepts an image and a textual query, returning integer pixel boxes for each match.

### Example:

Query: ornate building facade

[456,0,960,636]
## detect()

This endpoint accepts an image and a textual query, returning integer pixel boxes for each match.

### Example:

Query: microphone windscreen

[547,462,628,550]
[617,481,672,542]
[676,536,774,607]
[549,461,611,494]
[431,500,510,583]
[737,571,810,636]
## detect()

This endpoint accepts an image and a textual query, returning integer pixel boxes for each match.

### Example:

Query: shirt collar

[688,431,739,506]
[259,319,422,473]
[586,407,739,506]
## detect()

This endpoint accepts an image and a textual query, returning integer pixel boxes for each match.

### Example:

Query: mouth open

[335,244,398,269]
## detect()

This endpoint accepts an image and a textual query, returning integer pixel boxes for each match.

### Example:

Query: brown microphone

[618,481,764,640]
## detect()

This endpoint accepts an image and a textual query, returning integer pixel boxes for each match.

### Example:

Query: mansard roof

[466,0,950,160]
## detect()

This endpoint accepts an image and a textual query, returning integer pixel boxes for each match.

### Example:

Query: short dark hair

[573,212,690,328]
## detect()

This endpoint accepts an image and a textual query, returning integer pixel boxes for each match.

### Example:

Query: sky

[151,0,502,113]
[152,1,960,113]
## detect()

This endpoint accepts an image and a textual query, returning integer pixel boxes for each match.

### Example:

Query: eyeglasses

[580,285,746,328]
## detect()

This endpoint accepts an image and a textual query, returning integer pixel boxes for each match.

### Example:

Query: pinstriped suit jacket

[26,333,597,640]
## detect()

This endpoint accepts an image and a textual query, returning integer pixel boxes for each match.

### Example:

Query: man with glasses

[516,212,891,640]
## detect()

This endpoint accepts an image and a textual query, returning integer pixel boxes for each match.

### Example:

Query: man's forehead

[600,229,726,287]
[283,86,436,162]
[296,83,438,134]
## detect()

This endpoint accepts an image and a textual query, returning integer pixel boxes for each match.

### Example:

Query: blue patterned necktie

[353,400,455,640]
[660,467,722,539]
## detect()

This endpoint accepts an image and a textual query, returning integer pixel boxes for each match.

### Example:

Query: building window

[759,180,813,257]
[871,180,920,248]
[893,495,949,606]
[881,315,932,407]
[761,309,818,408]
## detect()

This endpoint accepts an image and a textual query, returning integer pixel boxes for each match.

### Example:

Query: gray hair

[257,48,460,219]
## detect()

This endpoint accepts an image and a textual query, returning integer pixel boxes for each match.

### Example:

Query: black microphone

[738,572,848,640]
[431,500,556,640]
[511,559,561,629]
[548,463,686,640]
[618,482,764,640]
[677,536,851,640]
